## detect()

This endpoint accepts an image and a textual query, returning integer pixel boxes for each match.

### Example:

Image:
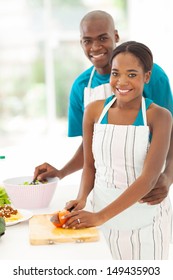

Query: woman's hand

[62,210,102,229]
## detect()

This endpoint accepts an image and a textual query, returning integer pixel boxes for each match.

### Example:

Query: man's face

[80,18,119,74]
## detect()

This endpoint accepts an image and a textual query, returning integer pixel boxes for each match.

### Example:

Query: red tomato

[50,209,70,228]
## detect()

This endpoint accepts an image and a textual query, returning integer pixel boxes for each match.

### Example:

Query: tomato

[50,212,61,227]
[50,209,70,228]
[58,209,70,225]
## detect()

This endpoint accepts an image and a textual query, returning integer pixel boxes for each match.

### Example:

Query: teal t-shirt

[68,63,173,137]
[100,96,153,125]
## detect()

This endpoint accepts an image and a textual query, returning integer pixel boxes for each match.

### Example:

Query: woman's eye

[129,73,136,78]
[111,72,118,77]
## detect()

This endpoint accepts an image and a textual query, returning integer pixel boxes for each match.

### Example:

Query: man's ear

[114,29,120,43]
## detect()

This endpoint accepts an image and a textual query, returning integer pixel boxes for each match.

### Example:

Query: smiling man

[68,11,119,136]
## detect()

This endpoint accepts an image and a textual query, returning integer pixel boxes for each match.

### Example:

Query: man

[34,10,173,205]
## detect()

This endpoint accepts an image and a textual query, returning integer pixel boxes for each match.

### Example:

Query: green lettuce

[0,186,11,206]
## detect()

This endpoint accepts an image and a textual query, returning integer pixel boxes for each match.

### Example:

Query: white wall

[127,0,172,89]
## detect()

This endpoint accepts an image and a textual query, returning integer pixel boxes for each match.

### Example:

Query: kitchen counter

[0,182,113,260]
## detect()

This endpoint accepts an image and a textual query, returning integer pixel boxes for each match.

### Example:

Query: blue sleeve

[144,64,173,116]
[68,81,85,137]
[159,76,173,115]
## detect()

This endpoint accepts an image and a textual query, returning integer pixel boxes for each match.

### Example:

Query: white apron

[84,67,112,108]
[92,96,172,259]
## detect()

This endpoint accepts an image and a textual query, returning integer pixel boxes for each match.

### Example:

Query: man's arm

[141,123,173,205]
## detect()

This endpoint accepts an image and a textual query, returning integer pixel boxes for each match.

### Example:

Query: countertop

[0,182,113,260]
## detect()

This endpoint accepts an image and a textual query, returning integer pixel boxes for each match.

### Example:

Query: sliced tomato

[50,209,70,228]
[50,212,61,227]
[58,209,70,225]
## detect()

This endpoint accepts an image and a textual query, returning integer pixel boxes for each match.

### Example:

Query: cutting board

[29,214,100,245]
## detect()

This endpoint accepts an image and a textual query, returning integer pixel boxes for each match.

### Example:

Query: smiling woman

[64,41,172,260]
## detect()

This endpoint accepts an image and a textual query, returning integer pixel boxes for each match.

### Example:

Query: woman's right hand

[65,199,86,211]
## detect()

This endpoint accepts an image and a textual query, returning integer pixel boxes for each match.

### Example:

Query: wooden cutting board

[29,214,100,245]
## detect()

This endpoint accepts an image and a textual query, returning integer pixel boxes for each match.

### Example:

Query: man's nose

[91,40,102,50]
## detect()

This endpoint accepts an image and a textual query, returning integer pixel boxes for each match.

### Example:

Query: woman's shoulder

[86,99,105,111]
[148,102,172,123]
[84,99,105,120]
[85,94,115,112]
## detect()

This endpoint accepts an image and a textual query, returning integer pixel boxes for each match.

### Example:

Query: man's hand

[140,173,171,205]
[34,162,60,181]
[65,199,86,211]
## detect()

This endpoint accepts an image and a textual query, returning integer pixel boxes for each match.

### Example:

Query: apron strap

[97,96,116,124]
[142,96,147,126]
[97,96,147,125]
[87,67,95,88]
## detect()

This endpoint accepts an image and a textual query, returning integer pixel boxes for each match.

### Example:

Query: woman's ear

[145,71,151,84]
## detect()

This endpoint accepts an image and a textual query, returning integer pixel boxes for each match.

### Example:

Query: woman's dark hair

[110,41,153,72]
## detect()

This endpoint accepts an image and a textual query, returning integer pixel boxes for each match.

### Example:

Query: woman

[63,41,172,260]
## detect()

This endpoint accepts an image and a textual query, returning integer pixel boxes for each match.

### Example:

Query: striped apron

[92,95,172,260]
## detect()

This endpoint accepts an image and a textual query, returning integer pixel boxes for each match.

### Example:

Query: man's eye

[100,37,107,41]
[83,40,90,45]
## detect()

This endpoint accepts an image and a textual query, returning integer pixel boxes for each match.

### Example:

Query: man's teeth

[92,53,104,58]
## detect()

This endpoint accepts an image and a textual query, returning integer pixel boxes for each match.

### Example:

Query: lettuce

[0,186,11,206]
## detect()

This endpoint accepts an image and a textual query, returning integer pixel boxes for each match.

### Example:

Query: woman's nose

[116,76,129,85]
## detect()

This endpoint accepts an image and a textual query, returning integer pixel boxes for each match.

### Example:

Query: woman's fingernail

[62,224,68,229]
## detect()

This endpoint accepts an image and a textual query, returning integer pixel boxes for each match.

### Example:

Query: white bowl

[3,176,58,209]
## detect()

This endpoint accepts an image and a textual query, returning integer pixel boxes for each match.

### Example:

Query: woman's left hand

[62,210,101,229]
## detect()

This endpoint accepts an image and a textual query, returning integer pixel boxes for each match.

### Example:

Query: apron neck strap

[87,67,95,88]
[97,96,147,125]
[97,95,116,124]
[141,97,147,126]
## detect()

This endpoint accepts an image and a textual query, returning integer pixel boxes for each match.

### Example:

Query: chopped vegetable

[50,209,70,228]
[0,187,11,206]
[0,217,5,236]
[23,179,48,185]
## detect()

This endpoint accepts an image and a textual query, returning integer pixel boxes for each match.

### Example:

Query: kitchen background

[0,0,172,203]
[0,0,173,260]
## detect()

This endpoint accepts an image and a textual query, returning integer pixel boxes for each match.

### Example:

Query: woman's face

[110,52,151,103]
